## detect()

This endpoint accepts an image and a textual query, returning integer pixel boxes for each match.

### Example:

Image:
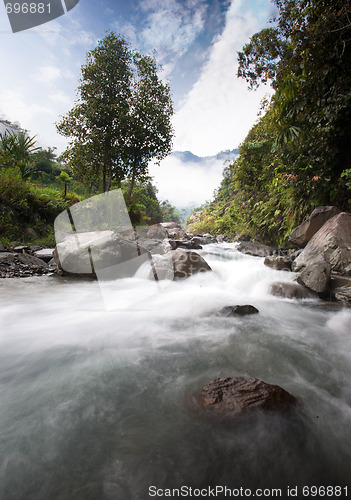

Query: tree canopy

[57,32,174,194]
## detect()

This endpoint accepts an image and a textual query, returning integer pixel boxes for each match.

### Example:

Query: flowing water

[0,243,351,499]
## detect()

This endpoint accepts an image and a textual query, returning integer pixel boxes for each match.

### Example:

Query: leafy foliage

[57,31,174,195]
[194,0,351,245]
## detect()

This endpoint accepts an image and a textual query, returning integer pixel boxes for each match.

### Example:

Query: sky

[0,0,276,206]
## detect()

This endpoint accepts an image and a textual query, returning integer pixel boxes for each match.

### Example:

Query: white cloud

[149,155,227,207]
[172,0,273,156]
[35,65,62,84]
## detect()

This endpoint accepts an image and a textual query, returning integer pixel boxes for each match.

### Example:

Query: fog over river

[0,243,351,499]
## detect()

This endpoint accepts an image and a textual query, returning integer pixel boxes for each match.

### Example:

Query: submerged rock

[152,249,212,280]
[200,377,298,417]
[219,305,259,316]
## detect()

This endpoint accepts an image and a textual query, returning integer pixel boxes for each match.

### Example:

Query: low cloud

[172,0,273,156]
[149,154,230,207]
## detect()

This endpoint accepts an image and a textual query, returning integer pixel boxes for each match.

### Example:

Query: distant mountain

[171,148,239,164]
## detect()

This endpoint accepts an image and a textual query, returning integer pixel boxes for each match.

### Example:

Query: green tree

[57,31,174,195]
[0,130,40,178]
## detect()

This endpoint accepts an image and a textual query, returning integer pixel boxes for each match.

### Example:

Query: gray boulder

[146,224,169,240]
[33,248,55,262]
[269,281,318,299]
[151,249,211,280]
[288,206,341,248]
[292,212,351,275]
[54,230,151,279]
[296,261,331,294]
[200,377,298,418]
[334,287,351,304]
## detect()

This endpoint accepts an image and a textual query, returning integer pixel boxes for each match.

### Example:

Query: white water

[0,243,351,499]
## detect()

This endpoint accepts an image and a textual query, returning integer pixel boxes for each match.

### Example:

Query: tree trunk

[128,163,137,201]
[102,163,107,192]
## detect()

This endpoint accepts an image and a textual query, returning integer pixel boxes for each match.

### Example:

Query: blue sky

[0,0,275,204]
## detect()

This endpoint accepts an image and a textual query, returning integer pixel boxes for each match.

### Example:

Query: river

[0,243,350,499]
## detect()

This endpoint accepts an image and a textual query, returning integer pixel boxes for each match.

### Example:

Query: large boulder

[146,224,169,240]
[237,241,276,257]
[151,249,211,280]
[54,230,151,279]
[292,212,351,275]
[200,377,298,418]
[288,206,341,248]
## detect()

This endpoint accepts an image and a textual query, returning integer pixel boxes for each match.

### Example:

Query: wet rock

[264,255,292,271]
[334,287,351,304]
[292,212,351,275]
[296,261,331,294]
[190,236,212,246]
[288,206,341,248]
[160,222,182,230]
[173,240,202,250]
[168,228,188,240]
[200,377,298,417]
[269,282,318,299]
[151,249,211,280]
[237,241,276,257]
[0,252,18,262]
[219,305,259,316]
[17,253,48,268]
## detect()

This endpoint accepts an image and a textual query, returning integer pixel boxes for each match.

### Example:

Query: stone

[200,377,298,417]
[13,245,29,252]
[167,228,188,240]
[334,287,351,304]
[0,244,7,252]
[288,206,341,248]
[160,222,182,230]
[219,305,259,316]
[264,255,292,271]
[191,236,212,245]
[292,212,351,275]
[173,240,202,250]
[54,230,151,278]
[0,252,17,262]
[33,248,55,262]
[146,224,169,240]
[151,249,211,280]
[237,241,276,257]
[17,253,48,268]
[269,281,318,299]
[296,261,331,294]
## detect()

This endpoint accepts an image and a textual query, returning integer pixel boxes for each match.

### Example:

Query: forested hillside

[192,0,351,245]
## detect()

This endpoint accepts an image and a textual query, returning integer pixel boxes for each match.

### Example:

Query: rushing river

[0,243,351,500]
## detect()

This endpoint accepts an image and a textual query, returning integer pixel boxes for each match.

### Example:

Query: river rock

[292,212,351,275]
[54,230,151,278]
[0,252,17,262]
[296,261,331,294]
[146,224,169,240]
[160,222,182,230]
[173,240,202,250]
[167,228,188,240]
[334,287,351,304]
[200,377,298,417]
[269,281,318,299]
[219,305,259,316]
[33,248,55,262]
[264,255,292,271]
[17,253,48,268]
[288,206,341,248]
[237,241,276,257]
[151,249,211,280]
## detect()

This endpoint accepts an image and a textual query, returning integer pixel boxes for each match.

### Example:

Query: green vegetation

[192,0,351,245]
[57,31,174,196]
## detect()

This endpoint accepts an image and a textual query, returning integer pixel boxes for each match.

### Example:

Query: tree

[57,31,174,195]
[0,130,40,178]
